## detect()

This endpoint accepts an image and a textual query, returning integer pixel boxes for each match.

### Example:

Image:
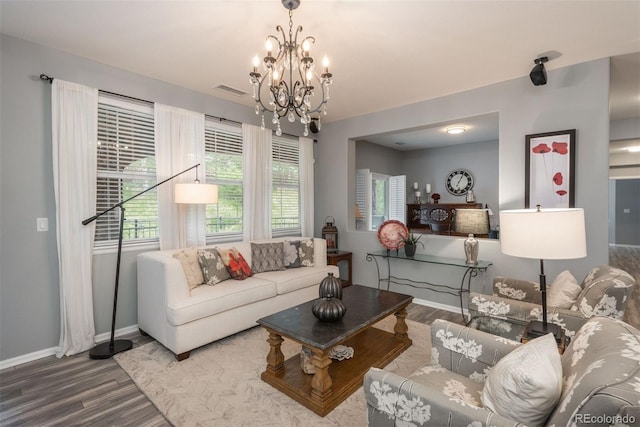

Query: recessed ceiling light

[446,126,466,135]
[628,146,640,153]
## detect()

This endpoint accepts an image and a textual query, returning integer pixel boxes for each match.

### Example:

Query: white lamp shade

[500,208,586,260]
[174,183,218,204]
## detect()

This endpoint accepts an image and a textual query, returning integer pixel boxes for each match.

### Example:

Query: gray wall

[0,34,301,362]
[614,179,640,245]
[315,58,611,307]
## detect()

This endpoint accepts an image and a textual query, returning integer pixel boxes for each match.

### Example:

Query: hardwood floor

[0,303,457,426]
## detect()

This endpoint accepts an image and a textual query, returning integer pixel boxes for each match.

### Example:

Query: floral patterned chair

[467,265,636,341]
[364,317,640,426]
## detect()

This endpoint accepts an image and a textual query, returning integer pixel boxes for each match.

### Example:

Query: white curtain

[52,79,98,357]
[242,123,272,241]
[155,104,205,250]
[299,136,315,237]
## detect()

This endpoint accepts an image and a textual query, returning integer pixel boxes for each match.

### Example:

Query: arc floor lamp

[82,163,217,359]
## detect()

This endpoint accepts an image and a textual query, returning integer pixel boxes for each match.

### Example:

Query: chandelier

[250,0,333,136]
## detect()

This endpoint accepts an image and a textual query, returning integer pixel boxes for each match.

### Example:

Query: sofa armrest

[493,277,542,304]
[430,319,520,380]
[469,292,589,339]
[137,251,191,344]
[364,367,519,427]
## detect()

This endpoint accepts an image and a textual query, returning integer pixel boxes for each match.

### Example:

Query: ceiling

[1,0,639,149]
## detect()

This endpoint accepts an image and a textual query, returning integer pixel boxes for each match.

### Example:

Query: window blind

[204,121,243,239]
[95,98,156,248]
[272,136,300,234]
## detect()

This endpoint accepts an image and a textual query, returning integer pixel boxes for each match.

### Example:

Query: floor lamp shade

[500,207,586,339]
[500,208,586,260]
[174,183,218,204]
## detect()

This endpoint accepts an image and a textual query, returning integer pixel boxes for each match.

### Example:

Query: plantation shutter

[389,175,406,222]
[355,168,372,231]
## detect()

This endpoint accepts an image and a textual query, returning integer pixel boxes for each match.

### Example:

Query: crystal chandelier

[250,0,333,136]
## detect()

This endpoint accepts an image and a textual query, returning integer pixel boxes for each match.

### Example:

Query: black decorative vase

[319,272,343,300]
[312,296,347,322]
[404,243,416,257]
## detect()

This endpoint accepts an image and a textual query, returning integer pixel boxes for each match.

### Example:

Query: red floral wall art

[525,129,576,208]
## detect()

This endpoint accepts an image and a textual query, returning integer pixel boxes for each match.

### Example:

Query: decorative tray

[377,220,409,250]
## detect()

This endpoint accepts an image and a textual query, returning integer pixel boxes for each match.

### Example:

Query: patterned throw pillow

[298,238,314,267]
[173,248,204,291]
[217,247,252,280]
[251,242,286,273]
[197,248,230,286]
[283,240,302,268]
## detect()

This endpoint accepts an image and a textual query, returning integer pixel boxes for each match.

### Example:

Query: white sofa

[137,237,339,360]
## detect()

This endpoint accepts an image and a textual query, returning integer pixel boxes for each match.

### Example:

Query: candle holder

[414,191,422,204]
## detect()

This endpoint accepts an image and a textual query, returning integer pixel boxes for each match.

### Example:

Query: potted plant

[403,231,424,257]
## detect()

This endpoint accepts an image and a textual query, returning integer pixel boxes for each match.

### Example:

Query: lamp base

[524,320,564,344]
[89,339,133,359]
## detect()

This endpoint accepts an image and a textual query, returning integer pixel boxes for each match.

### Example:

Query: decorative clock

[446,169,474,195]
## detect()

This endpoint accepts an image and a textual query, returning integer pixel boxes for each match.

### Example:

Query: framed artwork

[525,129,576,208]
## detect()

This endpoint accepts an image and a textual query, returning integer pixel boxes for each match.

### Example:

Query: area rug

[114,317,431,426]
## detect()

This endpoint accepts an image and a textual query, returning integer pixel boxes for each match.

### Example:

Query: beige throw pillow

[482,333,562,426]
[173,248,204,291]
[548,270,582,309]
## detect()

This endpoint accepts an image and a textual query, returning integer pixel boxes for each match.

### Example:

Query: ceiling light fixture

[446,126,466,135]
[250,0,333,136]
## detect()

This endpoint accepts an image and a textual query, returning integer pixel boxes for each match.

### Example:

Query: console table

[366,250,492,319]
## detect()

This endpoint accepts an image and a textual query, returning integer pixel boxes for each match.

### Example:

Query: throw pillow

[548,270,582,309]
[173,248,204,291]
[283,240,302,268]
[298,238,314,267]
[251,242,286,273]
[481,333,562,426]
[197,248,230,286]
[217,247,252,280]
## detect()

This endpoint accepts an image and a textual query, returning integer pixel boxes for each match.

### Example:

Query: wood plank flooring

[0,303,457,426]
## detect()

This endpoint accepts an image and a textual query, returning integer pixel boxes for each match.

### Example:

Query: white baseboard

[412,297,468,315]
[0,324,139,370]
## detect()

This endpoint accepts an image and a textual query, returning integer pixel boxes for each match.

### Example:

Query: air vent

[214,85,247,97]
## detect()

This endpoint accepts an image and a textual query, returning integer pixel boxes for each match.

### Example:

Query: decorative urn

[312,296,347,322]
[319,272,343,300]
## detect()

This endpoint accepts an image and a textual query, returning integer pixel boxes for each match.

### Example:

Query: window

[272,135,301,236]
[356,169,406,231]
[204,120,243,242]
[95,96,156,249]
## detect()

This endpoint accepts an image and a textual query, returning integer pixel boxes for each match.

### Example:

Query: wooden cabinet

[407,203,485,236]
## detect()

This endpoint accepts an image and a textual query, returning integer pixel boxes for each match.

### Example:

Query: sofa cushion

[173,248,204,291]
[408,364,484,408]
[166,277,277,326]
[255,265,338,295]
[251,242,286,273]
[482,333,562,426]
[217,247,253,280]
[197,248,230,286]
[548,270,581,309]
[283,240,302,268]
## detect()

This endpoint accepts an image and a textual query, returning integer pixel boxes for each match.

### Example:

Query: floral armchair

[364,317,640,426]
[467,265,636,341]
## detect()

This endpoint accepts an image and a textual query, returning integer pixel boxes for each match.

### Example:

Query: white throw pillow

[482,333,562,427]
[548,270,582,309]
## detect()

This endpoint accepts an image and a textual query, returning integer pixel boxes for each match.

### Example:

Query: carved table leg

[310,349,333,401]
[393,306,409,339]
[265,329,285,376]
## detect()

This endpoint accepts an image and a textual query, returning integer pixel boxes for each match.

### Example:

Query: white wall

[315,58,611,308]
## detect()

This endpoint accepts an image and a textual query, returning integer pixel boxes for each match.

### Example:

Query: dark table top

[257,285,412,350]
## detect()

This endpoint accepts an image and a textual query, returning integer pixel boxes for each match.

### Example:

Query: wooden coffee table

[257,285,413,416]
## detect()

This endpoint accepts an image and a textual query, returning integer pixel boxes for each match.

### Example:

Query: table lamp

[499,206,586,340]
[454,209,490,265]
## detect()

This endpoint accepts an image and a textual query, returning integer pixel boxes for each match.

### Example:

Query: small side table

[326,250,352,287]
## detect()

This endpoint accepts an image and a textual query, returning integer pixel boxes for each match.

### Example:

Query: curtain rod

[39,73,305,140]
